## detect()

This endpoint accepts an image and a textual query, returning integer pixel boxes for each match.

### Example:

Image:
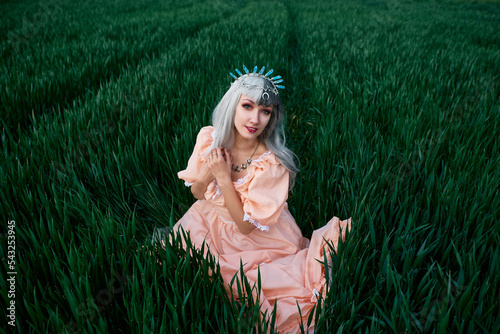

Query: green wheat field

[1,0,499,332]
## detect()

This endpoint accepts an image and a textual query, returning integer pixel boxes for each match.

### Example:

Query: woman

[169,66,351,333]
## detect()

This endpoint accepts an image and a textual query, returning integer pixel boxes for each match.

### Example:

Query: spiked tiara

[230,65,284,100]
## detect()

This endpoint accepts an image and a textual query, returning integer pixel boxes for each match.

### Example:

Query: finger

[224,148,232,166]
[216,147,223,159]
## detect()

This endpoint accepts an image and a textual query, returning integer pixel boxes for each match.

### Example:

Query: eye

[243,104,252,109]
[262,109,272,115]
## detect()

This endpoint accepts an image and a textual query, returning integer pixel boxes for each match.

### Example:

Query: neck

[233,133,259,153]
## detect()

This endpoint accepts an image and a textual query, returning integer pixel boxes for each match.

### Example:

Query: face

[233,94,272,142]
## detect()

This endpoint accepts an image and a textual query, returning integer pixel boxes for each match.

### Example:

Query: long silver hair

[210,75,299,189]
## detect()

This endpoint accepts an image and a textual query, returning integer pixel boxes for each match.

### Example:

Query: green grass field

[1,0,499,332]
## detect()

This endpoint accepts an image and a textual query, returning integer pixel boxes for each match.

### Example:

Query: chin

[243,134,259,141]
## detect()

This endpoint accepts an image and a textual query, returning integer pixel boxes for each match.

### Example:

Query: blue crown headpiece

[230,65,284,100]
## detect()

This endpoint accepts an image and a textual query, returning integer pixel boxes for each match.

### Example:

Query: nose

[250,110,260,125]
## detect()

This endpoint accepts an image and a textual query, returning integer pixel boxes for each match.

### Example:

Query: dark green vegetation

[1,0,499,332]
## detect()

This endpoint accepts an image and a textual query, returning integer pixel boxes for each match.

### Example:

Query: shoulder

[197,126,215,140]
[244,151,290,200]
[250,151,289,180]
[193,126,215,155]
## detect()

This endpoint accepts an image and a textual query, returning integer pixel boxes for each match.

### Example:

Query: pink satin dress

[173,126,351,333]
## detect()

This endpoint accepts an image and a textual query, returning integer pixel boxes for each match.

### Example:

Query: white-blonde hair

[210,75,299,189]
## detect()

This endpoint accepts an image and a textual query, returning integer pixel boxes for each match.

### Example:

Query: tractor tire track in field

[0,0,237,140]
[282,1,347,236]
[281,0,319,236]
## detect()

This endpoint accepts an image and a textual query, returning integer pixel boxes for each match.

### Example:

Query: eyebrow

[242,98,273,110]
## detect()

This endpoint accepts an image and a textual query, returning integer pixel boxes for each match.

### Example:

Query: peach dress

[173,126,351,333]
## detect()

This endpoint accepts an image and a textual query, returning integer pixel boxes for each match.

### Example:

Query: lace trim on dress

[219,215,234,224]
[243,212,269,232]
[235,174,249,185]
[252,151,271,163]
[212,179,222,200]
[184,181,194,187]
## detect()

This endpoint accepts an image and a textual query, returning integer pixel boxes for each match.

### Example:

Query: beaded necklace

[231,140,260,172]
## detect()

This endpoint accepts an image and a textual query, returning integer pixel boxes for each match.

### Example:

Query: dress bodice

[178,126,290,231]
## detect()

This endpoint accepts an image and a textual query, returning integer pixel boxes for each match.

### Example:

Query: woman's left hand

[206,147,232,182]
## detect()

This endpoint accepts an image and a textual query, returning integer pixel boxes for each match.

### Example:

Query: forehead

[239,94,255,103]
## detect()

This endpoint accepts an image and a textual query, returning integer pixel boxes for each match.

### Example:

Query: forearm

[217,177,255,234]
[191,178,211,200]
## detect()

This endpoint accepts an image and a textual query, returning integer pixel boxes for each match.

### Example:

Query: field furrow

[0,0,238,137]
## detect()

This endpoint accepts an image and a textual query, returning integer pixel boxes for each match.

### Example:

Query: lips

[245,126,258,133]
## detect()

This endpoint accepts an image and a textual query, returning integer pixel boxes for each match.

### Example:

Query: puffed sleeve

[241,160,289,231]
[177,126,214,186]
